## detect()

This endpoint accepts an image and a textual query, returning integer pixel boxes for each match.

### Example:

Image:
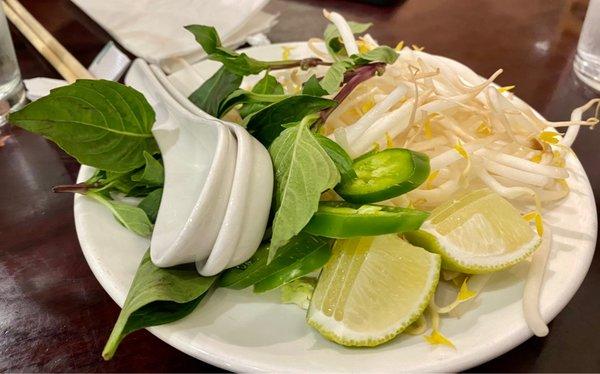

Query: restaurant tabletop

[1,0,598,372]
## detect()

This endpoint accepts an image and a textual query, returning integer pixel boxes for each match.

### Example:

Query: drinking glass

[0,5,26,127]
[573,0,600,91]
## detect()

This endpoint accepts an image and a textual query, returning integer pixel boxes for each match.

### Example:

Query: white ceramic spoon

[149,63,273,272]
[140,60,258,275]
[125,59,237,267]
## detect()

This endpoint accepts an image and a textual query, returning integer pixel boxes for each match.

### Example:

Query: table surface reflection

[1,0,598,371]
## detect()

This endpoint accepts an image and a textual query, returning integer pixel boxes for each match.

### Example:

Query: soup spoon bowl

[148,62,273,274]
[125,59,237,268]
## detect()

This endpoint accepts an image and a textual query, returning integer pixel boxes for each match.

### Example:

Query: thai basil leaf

[131,151,164,186]
[315,134,357,182]
[9,80,158,173]
[126,185,161,198]
[319,59,353,94]
[268,117,340,259]
[90,167,151,196]
[188,66,242,117]
[324,21,371,59]
[238,73,284,118]
[86,169,106,185]
[210,53,270,76]
[185,25,270,75]
[245,95,337,146]
[104,170,128,182]
[352,46,399,65]
[219,232,333,292]
[184,24,221,53]
[185,25,324,76]
[102,250,217,360]
[109,177,138,195]
[69,169,137,195]
[138,188,163,223]
[88,191,153,237]
[301,74,328,97]
[217,89,288,118]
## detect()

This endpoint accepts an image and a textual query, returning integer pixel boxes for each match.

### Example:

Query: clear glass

[0,5,26,127]
[574,0,600,91]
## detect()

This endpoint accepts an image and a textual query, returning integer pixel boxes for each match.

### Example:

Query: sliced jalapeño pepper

[335,148,430,203]
[304,201,429,238]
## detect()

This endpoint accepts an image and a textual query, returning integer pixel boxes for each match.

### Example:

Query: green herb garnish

[268,114,340,259]
[10,80,158,173]
[102,250,217,360]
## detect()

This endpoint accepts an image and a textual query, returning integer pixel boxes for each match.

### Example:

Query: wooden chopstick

[2,2,78,82]
[2,0,93,82]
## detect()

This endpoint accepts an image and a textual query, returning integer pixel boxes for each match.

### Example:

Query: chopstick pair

[2,0,93,82]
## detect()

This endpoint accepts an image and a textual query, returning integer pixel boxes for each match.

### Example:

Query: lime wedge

[404,189,540,274]
[307,235,441,347]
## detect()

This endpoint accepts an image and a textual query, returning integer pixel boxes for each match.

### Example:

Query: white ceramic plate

[75,43,597,372]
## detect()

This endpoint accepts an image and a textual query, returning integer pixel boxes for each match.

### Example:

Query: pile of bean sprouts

[265,10,599,341]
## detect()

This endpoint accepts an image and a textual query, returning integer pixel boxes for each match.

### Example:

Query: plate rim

[75,41,598,372]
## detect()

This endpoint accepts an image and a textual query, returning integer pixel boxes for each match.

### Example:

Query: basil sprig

[10,80,158,173]
[11,80,165,237]
[102,250,217,360]
[188,66,242,117]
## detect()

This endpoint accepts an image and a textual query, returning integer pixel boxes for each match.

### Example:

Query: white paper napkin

[24,41,132,101]
[23,77,67,101]
[71,0,277,72]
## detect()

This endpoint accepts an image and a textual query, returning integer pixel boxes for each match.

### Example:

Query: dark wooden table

[1,0,598,372]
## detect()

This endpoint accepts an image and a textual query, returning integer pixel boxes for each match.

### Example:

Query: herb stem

[52,182,100,194]
[268,57,333,71]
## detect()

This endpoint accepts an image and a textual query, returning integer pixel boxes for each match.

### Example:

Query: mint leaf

[138,188,163,223]
[268,117,340,259]
[131,151,164,186]
[9,80,157,173]
[324,21,371,59]
[219,232,332,292]
[88,191,153,237]
[188,66,242,117]
[245,95,337,146]
[238,73,284,118]
[102,250,217,360]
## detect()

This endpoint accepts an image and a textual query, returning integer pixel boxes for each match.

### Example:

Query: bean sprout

[316,48,597,211]
[523,226,552,337]
[267,25,598,341]
[562,98,600,146]
[322,10,359,56]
